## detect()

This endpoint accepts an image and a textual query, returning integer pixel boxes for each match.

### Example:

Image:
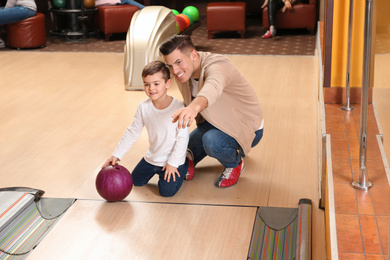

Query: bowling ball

[53,0,66,8]
[175,22,180,34]
[171,9,179,16]
[181,13,193,25]
[175,15,187,33]
[176,14,190,28]
[182,6,199,22]
[84,0,94,8]
[96,165,133,202]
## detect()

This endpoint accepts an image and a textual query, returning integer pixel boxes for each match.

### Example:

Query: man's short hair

[159,35,195,56]
[142,60,170,82]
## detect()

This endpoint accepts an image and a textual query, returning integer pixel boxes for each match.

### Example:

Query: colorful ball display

[96,165,133,202]
[182,6,199,23]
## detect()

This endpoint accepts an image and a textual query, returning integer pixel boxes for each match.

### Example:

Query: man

[159,35,264,188]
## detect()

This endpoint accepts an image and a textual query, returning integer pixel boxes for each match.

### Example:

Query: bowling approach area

[0,52,325,259]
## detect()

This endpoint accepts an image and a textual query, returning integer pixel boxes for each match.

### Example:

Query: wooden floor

[324,53,390,259]
[374,54,390,167]
[326,104,389,259]
[1,52,325,258]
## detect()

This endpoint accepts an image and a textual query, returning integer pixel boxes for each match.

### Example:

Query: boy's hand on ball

[102,156,120,168]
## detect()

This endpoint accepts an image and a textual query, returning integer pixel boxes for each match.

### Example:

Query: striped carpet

[0,190,74,260]
[248,199,312,260]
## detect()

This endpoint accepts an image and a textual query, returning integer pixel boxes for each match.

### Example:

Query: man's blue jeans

[132,158,188,197]
[188,121,263,168]
[0,7,36,25]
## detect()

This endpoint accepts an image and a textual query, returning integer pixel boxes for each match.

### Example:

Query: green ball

[53,0,66,8]
[183,13,193,25]
[171,9,179,16]
[182,6,199,22]
[176,22,180,34]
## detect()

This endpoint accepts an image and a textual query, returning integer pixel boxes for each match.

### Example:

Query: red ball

[175,15,187,33]
[96,165,133,202]
[176,14,190,28]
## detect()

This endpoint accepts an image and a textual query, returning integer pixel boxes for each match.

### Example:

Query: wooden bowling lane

[72,54,321,209]
[0,52,325,258]
[0,52,320,209]
[27,200,257,260]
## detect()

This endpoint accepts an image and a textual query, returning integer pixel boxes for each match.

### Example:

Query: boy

[102,61,189,197]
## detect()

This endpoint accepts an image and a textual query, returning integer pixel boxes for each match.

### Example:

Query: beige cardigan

[175,52,264,155]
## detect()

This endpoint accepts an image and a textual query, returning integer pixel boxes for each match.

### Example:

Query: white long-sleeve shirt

[5,0,36,11]
[113,97,189,168]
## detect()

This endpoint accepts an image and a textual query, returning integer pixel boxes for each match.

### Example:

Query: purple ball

[96,165,133,202]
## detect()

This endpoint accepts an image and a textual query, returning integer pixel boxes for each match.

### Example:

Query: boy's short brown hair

[159,35,195,56]
[142,61,170,82]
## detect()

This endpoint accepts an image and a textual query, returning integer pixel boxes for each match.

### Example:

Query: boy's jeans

[132,158,188,197]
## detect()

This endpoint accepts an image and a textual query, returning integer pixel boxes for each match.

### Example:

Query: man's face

[164,49,196,83]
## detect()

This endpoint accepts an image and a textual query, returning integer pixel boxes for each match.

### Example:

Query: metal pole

[341,0,354,111]
[352,0,373,191]
[79,0,87,43]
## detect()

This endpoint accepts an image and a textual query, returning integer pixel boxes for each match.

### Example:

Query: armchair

[262,0,317,34]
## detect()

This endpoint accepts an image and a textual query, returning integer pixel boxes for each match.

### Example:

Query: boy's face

[164,48,197,83]
[143,71,171,101]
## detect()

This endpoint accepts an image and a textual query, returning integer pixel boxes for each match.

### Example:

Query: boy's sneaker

[184,150,195,181]
[0,39,5,48]
[216,159,244,187]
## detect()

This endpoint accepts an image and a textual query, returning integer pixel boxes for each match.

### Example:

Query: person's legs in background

[0,6,36,25]
[119,0,145,9]
[262,0,284,38]
[0,6,36,47]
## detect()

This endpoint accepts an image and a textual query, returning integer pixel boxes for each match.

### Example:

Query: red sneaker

[262,28,276,39]
[185,150,195,181]
[216,160,244,187]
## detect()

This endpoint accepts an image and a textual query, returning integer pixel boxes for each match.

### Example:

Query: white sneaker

[0,39,5,48]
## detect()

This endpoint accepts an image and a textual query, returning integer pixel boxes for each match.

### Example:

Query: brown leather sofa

[7,13,47,49]
[97,5,139,40]
[97,0,149,41]
[262,0,317,33]
[206,2,246,39]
